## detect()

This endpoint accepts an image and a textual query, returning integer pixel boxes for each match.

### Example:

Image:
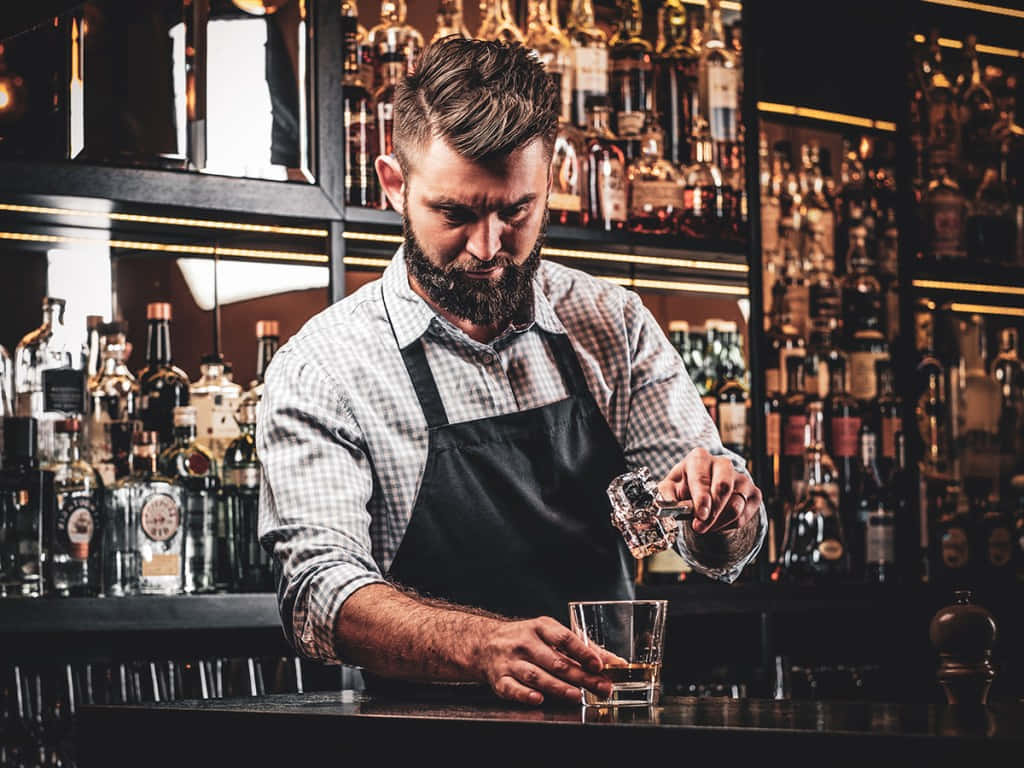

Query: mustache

[447,256,514,273]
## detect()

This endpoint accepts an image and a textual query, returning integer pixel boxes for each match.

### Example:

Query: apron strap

[543,330,589,400]
[400,341,449,428]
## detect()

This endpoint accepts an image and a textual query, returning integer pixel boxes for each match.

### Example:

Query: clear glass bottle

[190,353,242,465]
[680,128,726,239]
[966,165,1015,265]
[42,418,101,597]
[526,0,570,122]
[608,0,652,144]
[992,328,1024,472]
[806,227,840,335]
[14,297,78,464]
[137,302,191,452]
[0,417,47,597]
[550,116,586,227]
[780,216,810,341]
[627,117,684,235]
[85,322,137,475]
[583,96,627,231]
[959,314,1002,485]
[716,345,748,459]
[372,5,415,206]
[343,0,379,208]
[0,343,11,441]
[477,0,525,43]
[181,475,218,595]
[858,425,895,583]
[243,320,280,408]
[799,142,836,259]
[567,0,609,128]
[545,0,575,122]
[368,1,424,80]
[85,315,103,380]
[224,401,272,593]
[158,406,218,481]
[432,0,471,44]
[958,33,997,181]
[654,0,698,168]
[697,0,738,166]
[107,431,184,596]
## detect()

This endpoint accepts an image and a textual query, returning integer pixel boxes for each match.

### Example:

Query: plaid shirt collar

[382,245,567,350]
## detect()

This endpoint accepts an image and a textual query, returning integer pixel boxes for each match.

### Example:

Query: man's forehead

[406,136,550,200]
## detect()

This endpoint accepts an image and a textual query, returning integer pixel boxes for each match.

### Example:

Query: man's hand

[657,447,762,534]
[472,617,613,706]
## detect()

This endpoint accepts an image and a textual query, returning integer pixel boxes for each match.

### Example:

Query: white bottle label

[549,192,582,213]
[573,46,608,95]
[630,181,684,214]
[866,510,895,565]
[616,111,645,137]
[718,402,747,448]
[849,351,887,400]
[598,157,627,221]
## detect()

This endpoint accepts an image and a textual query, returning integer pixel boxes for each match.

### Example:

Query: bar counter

[77,687,1024,767]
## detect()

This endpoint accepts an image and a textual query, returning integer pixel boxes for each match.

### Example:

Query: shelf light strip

[344,256,392,268]
[757,102,897,132]
[0,203,328,238]
[343,231,749,273]
[912,33,1022,59]
[0,230,328,263]
[682,0,743,11]
[920,0,1024,20]
[602,275,749,296]
[948,302,1024,317]
[912,278,1024,297]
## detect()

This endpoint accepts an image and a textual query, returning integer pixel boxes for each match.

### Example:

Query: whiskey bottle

[368,1,424,77]
[779,421,848,585]
[158,406,218,481]
[223,401,271,592]
[550,116,586,227]
[923,161,967,261]
[608,0,652,145]
[583,97,627,231]
[567,0,609,129]
[243,320,280,408]
[42,417,101,597]
[680,127,726,239]
[627,117,684,235]
[974,487,1014,585]
[992,327,1024,477]
[372,9,411,202]
[806,227,841,346]
[654,0,698,168]
[853,424,886,581]
[799,142,836,259]
[762,272,805,396]
[476,0,525,43]
[0,417,52,598]
[848,328,890,405]
[806,400,841,515]
[825,357,861,504]
[106,431,184,596]
[957,314,1001,485]
[697,0,738,167]
[526,0,571,124]
[781,356,811,505]
[875,361,902,475]
[716,348,748,459]
[914,302,950,479]
[137,303,191,452]
[190,354,242,465]
[432,0,471,44]
[85,322,137,474]
[958,34,997,183]
[966,164,1015,266]
[780,216,810,340]
[342,0,378,208]
[921,29,960,175]
[545,0,575,122]
[840,233,883,344]
[931,483,972,587]
[804,322,841,401]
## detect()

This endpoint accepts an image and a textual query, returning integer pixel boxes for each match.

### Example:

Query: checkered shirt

[257,247,750,663]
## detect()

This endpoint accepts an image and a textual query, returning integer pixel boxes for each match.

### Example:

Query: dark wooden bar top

[77,688,1024,767]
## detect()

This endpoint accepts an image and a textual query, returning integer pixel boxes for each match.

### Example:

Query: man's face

[400,137,550,327]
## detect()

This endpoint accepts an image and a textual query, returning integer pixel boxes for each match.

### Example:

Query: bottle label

[881,416,899,459]
[765,368,780,397]
[195,395,242,442]
[141,493,181,542]
[142,553,180,578]
[229,466,261,489]
[809,283,841,325]
[616,111,645,137]
[830,416,861,458]
[765,411,781,457]
[849,350,886,400]
[866,510,895,565]
[761,202,780,254]
[597,156,627,221]
[707,65,738,140]
[818,539,843,560]
[56,492,96,561]
[573,46,608,95]
[988,527,1012,568]
[186,451,212,476]
[928,190,965,258]
[783,415,807,456]
[549,191,583,213]
[941,526,969,569]
[718,402,747,448]
[630,181,684,214]
[779,348,806,394]
[96,461,117,487]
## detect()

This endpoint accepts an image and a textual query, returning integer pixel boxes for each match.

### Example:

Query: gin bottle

[432,0,471,43]
[85,322,137,474]
[190,353,242,464]
[107,431,184,596]
[42,417,101,597]
[567,0,609,128]
[550,117,586,227]
[343,0,378,208]
[137,302,191,452]
[608,0,652,145]
[654,0,698,167]
[583,97,627,231]
[627,117,684,235]
[224,401,272,592]
[697,0,738,166]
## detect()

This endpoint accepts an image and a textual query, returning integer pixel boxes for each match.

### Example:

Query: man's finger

[683,449,713,523]
[695,458,734,532]
[511,660,596,703]
[494,673,545,706]
[537,621,604,674]
[733,476,763,530]
[530,645,616,693]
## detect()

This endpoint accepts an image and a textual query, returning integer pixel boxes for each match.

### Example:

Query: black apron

[383,295,635,626]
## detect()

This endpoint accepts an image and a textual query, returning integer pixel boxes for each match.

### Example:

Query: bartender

[257,37,763,707]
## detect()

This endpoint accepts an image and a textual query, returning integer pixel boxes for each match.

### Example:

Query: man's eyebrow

[425,193,538,212]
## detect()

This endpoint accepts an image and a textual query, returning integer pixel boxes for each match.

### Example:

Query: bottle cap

[132,430,159,446]
[99,321,126,337]
[2,417,37,462]
[173,406,198,427]
[236,400,259,425]
[55,417,81,434]
[86,315,105,330]
[584,94,610,111]
[147,302,173,321]
[668,321,690,333]
[256,320,280,338]
[43,296,67,310]
[200,352,225,367]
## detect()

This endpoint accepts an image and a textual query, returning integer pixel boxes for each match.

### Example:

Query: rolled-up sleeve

[256,345,386,664]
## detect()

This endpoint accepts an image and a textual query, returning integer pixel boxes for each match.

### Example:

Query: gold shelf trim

[0,203,328,238]
[920,0,1024,20]
[682,0,743,10]
[757,102,897,132]
[948,302,1024,317]
[912,278,1024,297]
[912,33,1022,59]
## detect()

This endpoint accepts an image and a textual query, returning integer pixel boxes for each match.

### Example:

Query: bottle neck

[829,366,845,396]
[860,431,879,473]
[173,424,197,445]
[587,108,612,134]
[146,319,173,366]
[256,336,279,384]
[787,366,805,394]
[239,422,257,438]
[804,445,826,487]
[132,451,158,476]
[342,16,363,83]
[569,0,597,28]
[53,431,82,464]
[702,1,726,45]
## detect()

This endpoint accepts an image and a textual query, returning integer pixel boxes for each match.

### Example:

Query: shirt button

[481,353,496,365]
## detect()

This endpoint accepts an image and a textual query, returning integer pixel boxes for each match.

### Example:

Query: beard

[403,202,546,328]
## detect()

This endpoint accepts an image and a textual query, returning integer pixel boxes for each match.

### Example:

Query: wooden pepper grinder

[928,589,998,705]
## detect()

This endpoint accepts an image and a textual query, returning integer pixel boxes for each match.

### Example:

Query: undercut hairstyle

[391,37,560,177]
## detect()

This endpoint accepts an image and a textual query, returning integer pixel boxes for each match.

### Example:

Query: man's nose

[464,214,505,263]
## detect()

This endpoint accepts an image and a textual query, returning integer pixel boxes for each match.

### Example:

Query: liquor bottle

[668,320,690,361]
[781,355,810,505]
[582,96,627,231]
[477,0,525,43]
[780,216,809,340]
[966,164,1016,265]
[243,320,280,408]
[432,0,471,44]
[716,347,748,459]
[806,227,840,341]
[874,361,902,475]
[852,423,885,581]
[804,322,841,402]
[85,322,137,477]
[342,0,378,208]
[779,421,848,584]
[526,0,571,124]
[42,417,101,597]
[825,357,861,503]
[799,142,836,258]
[372,8,415,203]
[848,327,890,406]
[0,417,53,598]
[931,483,973,587]
[680,127,726,239]
[85,315,103,380]
[958,34,997,183]
[223,401,271,592]
[696,0,739,168]
[992,327,1024,478]
[14,297,79,464]
[888,431,920,582]
[959,314,1001,485]
[920,29,960,175]
[806,400,840,514]
[840,232,883,344]
[923,162,967,261]
[608,0,652,145]
[627,116,684,235]
[550,116,586,227]
[158,406,218,481]
[763,272,805,396]
[975,487,1014,585]
[567,0,609,129]
[137,303,190,452]
[545,0,575,122]
[697,323,720,425]
[190,353,242,464]
[368,1,424,78]
[654,0,698,168]
[107,431,184,596]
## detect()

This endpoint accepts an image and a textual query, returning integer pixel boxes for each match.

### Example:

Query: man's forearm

[333,582,503,682]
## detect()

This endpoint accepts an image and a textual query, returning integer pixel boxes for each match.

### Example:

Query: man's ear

[376,154,407,212]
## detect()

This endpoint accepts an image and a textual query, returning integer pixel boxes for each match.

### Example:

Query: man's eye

[440,209,473,225]
[501,205,529,222]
